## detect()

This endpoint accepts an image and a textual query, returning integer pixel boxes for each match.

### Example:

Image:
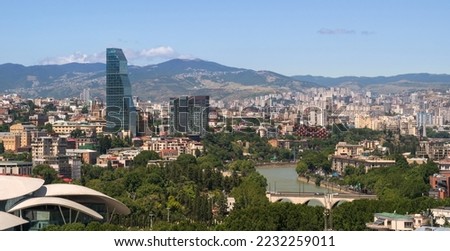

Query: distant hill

[0,59,316,102]
[2,59,450,101]
[292,73,450,93]
[0,63,105,89]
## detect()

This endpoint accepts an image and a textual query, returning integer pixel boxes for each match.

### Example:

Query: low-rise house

[51,121,104,135]
[437,158,450,171]
[431,207,450,225]
[141,137,203,160]
[331,141,395,174]
[429,172,450,199]
[160,149,179,161]
[331,155,395,174]
[334,142,364,157]
[0,132,20,152]
[96,152,134,168]
[0,161,33,176]
[66,149,98,164]
[366,212,428,231]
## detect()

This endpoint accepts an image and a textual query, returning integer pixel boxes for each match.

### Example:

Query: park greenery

[426,127,450,138]
[20,127,450,230]
[202,132,294,162]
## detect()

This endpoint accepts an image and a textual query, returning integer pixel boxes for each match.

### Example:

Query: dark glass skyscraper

[169,96,209,136]
[105,48,136,136]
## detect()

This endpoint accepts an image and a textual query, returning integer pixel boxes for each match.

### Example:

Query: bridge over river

[266,191,377,210]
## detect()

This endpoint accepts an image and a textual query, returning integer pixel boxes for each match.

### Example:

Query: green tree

[43,123,53,133]
[43,103,57,114]
[32,164,59,184]
[26,100,36,113]
[296,161,308,176]
[176,154,197,166]
[222,203,323,231]
[97,134,112,154]
[2,152,30,161]
[394,154,409,169]
[298,150,331,174]
[197,155,223,170]
[228,159,255,175]
[81,106,89,114]
[17,152,31,161]
[133,150,160,167]
[124,172,143,194]
[344,165,365,176]
[332,199,385,230]
[231,172,268,209]
[70,128,85,138]
[315,176,323,187]
[81,164,104,184]
[342,161,435,199]
[112,136,128,148]
[0,124,9,132]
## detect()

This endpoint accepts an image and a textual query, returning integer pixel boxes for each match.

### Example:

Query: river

[256,164,329,193]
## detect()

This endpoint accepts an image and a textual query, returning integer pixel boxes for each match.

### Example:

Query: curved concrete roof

[0,176,44,201]
[34,184,130,215]
[0,211,28,231]
[7,197,103,220]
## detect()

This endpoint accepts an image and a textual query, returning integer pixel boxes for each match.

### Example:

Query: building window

[404,222,413,228]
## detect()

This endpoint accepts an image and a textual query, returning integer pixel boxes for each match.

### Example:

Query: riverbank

[255,161,297,167]
[256,164,361,195]
[297,176,359,195]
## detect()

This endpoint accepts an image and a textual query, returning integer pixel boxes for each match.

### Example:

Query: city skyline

[2,0,450,77]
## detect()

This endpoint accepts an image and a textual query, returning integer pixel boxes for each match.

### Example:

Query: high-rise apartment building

[169,96,209,136]
[31,136,71,178]
[10,122,40,147]
[105,48,136,136]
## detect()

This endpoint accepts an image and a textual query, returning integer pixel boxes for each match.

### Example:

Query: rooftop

[336,142,362,147]
[375,212,413,220]
[439,158,450,164]
[66,149,97,153]
[415,226,450,231]
[0,161,32,165]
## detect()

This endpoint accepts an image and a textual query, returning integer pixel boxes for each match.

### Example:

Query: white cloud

[40,52,105,65]
[40,46,181,65]
[361,30,375,35]
[318,28,376,36]
[139,46,176,58]
[318,28,356,35]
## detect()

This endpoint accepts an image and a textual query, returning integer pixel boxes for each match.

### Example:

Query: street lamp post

[149,213,154,230]
[329,208,333,230]
[167,207,170,223]
[329,193,338,230]
[323,209,330,231]
[323,193,338,231]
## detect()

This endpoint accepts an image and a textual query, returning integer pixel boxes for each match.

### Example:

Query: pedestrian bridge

[266,191,377,209]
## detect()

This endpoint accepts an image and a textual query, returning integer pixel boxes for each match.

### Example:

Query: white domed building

[0,176,130,231]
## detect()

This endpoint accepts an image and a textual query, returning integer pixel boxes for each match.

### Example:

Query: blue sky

[2,0,449,77]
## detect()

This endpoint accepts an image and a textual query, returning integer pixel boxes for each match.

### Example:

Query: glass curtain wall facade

[105,48,136,136]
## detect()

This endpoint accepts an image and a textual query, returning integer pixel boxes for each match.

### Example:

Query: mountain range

[1,59,450,102]
[292,74,450,93]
